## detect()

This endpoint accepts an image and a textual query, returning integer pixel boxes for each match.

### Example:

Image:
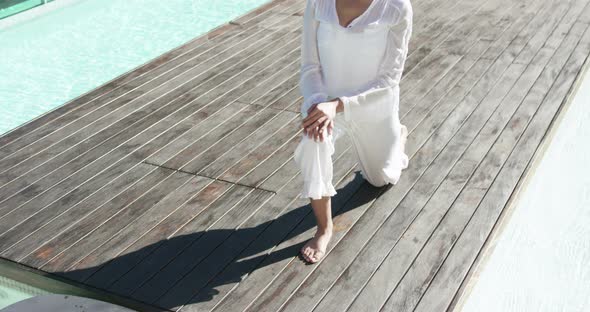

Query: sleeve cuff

[301,93,329,117]
[339,85,398,124]
[341,95,359,123]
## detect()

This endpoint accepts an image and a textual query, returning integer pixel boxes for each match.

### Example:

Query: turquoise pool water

[0,0,272,136]
[0,275,49,309]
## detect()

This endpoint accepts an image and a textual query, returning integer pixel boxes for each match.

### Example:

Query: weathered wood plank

[282,53,529,312]
[412,20,590,312]
[0,20,306,222]
[110,187,274,299]
[184,44,300,114]
[270,86,302,112]
[400,39,492,129]
[40,175,212,277]
[163,106,289,176]
[410,0,477,49]
[402,0,546,129]
[147,104,264,168]
[1,36,300,200]
[210,117,301,183]
[236,60,301,106]
[403,0,490,74]
[345,16,589,312]
[400,39,493,123]
[0,160,159,242]
[241,67,301,107]
[1,164,180,259]
[142,142,356,312]
[513,0,572,64]
[47,177,217,282]
[285,2,559,307]
[0,0,301,154]
[117,188,277,307]
[400,0,522,114]
[17,166,195,267]
[0,101,251,243]
[180,169,371,311]
[481,0,556,61]
[479,2,545,60]
[149,66,306,176]
[152,152,364,310]
[82,179,234,290]
[237,133,301,188]
[0,14,303,181]
[0,1,588,312]
[579,1,590,24]
[131,124,348,310]
[234,9,531,312]
[193,109,300,178]
[149,53,302,172]
[192,2,556,310]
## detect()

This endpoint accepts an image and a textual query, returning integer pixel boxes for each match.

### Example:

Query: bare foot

[300,228,332,263]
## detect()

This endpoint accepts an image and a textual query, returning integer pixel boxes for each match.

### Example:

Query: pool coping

[0,0,85,31]
[0,257,162,311]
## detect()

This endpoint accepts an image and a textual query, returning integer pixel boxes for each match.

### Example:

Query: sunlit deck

[0,0,589,311]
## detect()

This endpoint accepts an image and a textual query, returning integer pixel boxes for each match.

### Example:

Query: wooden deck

[0,0,589,311]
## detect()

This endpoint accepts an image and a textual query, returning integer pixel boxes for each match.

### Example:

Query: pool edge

[0,257,166,311]
[0,0,284,144]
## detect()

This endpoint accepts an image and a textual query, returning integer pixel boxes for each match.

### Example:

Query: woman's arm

[338,2,413,123]
[300,0,330,119]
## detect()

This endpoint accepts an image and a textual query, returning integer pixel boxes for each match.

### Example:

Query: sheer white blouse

[299,0,413,124]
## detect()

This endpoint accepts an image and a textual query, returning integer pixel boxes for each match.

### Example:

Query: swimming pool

[0,0,272,136]
[0,274,49,310]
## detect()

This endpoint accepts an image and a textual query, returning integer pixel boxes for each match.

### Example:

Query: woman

[293,0,412,263]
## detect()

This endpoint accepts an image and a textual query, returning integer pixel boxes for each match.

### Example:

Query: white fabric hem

[299,180,337,200]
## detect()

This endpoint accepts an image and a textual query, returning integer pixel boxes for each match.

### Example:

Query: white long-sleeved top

[299,0,413,124]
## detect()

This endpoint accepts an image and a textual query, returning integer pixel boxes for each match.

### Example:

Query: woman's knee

[364,174,389,188]
[360,169,391,188]
[293,133,335,168]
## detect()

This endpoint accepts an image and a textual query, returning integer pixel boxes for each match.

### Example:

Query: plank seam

[140,160,278,195]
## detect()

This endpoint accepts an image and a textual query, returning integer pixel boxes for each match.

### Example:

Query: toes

[302,247,312,262]
[302,246,315,263]
[301,239,327,263]
[311,250,325,263]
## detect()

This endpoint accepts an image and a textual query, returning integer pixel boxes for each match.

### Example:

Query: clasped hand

[301,100,339,142]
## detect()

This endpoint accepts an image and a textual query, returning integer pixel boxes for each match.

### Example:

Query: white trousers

[293,105,409,200]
